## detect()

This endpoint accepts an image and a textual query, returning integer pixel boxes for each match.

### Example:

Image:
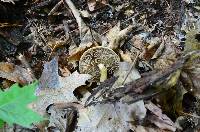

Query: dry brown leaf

[153,35,180,69]
[151,41,165,59]
[181,52,200,96]
[87,0,107,12]
[76,101,146,132]
[68,27,103,61]
[0,62,34,84]
[59,67,71,77]
[146,37,161,50]
[153,52,178,69]
[68,42,97,62]
[131,35,144,50]
[106,23,134,50]
[68,28,101,62]
[145,102,176,132]
[47,38,67,51]
[119,50,132,63]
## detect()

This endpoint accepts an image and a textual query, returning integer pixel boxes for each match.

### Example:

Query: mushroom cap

[79,46,120,81]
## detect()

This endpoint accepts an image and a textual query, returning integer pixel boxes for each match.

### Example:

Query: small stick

[121,51,140,85]
[63,0,88,39]
[64,0,82,27]
[48,0,63,16]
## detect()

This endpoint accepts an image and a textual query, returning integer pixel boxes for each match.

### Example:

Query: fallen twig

[86,51,200,105]
[63,0,88,39]
[48,0,63,16]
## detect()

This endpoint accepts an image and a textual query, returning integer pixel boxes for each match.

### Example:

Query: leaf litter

[0,0,200,131]
[32,57,91,116]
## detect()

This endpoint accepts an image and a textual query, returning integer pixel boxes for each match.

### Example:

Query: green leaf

[0,119,4,128]
[0,81,43,127]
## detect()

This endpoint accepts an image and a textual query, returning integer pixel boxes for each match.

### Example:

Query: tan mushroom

[79,46,120,82]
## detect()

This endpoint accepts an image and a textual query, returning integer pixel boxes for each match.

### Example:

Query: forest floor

[0,0,200,132]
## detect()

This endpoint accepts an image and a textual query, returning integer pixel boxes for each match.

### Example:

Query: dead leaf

[65,0,102,62]
[87,0,107,12]
[32,59,91,115]
[0,62,34,84]
[153,35,180,69]
[113,62,141,87]
[76,101,146,132]
[77,59,146,132]
[105,22,120,47]
[185,29,200,52]
[47,103,79,132]
[106,22,134,50]
[147,37,161,50]
[145,102,176,132]
[59,67,71,77]
[68,42,97,62]
[181,52,200,96]
[1,80,13,89]
[33,71,91,115]
[131,35,144,50]
[79,28,102,48]
[130,125,168,132]
[39,57,60,89]
[64,0,102,45]
[153,52,177,69]
[47,38,67,52]
[68,25,102,62]
[106,55,189,102]
[119,50,132,63]
[151,41,165,59]
[80,10,91,18]
[48,107,69,131]
[68,26,102,62]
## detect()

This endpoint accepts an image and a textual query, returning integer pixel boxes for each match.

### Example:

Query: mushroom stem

[98,64,107,82]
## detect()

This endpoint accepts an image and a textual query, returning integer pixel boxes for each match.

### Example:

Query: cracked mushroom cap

[79,46,120,81]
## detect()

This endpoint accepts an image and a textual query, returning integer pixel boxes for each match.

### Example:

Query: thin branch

[63,0,88,39]
[48,0,63,16]
[121,51,140,85]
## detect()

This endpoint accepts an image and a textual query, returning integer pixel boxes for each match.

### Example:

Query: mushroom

[79,46,120,82]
